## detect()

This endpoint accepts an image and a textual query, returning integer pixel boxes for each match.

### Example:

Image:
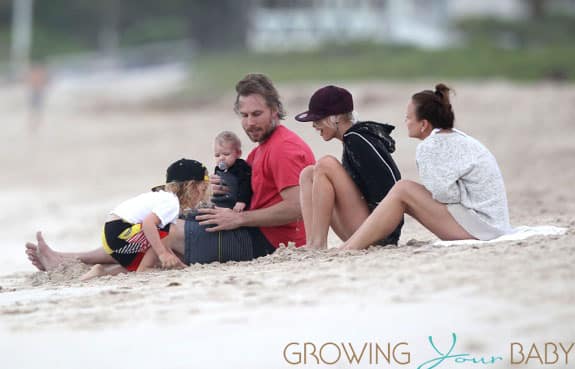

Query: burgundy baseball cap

[295,85,354,122]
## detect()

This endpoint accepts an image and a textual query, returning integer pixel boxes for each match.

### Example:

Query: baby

[212,131,252,212]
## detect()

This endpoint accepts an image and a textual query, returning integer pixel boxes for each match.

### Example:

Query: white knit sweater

[416,129,511,239]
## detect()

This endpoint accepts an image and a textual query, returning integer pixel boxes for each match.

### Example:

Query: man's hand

[233,202,246,212]
[158,252,186,269]
[196,207,242,232]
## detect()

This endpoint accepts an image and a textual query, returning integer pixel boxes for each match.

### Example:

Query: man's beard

[247,120,277,143]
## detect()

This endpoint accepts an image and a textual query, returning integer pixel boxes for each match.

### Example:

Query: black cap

[295,85,354,122]
[167,158,206,182]
[152,159,206,191]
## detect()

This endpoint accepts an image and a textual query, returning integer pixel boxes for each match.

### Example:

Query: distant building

[446,0,527,20]
[248,0,451,50]
[247,0,575,51]
[450,0,575,19]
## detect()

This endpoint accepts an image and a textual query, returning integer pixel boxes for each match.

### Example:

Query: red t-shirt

[247,125,315,247]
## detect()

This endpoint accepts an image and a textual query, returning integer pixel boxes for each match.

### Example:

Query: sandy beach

[0,80,573,368]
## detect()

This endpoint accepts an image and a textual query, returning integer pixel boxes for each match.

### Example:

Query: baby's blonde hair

[215,131,242,152]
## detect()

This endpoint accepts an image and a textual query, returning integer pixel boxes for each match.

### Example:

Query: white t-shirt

[111,191,180,228]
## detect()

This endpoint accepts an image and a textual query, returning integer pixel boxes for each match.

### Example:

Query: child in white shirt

[80,158,209,280]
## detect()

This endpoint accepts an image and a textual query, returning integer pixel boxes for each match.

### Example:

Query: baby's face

[214,142,240,170]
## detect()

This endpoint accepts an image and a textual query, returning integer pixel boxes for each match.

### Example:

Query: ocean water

[0,190,118,275]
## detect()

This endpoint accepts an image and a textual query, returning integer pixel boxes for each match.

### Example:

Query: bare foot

[80,264,126,281]
[301,242,327,250]
[25,242,46,271]
[338,242,350,250]
[80,264,105,281]
[34,231,67,271]
[307,245,328,250]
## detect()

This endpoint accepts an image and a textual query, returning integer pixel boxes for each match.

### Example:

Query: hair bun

[434,83,452,105]
[411,83,455,130]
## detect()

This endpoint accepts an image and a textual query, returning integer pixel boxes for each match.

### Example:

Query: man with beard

[195,73,316,256]
[25,74,315,272]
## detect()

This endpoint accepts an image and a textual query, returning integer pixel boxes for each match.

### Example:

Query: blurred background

[1,5,574,368]
[1,0,574,102]
[1,0,574,273]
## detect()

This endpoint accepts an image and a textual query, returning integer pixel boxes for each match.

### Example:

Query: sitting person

[341,84,512,250]
[195,73,316,251]
[25,156,255,275]
[26,158,208,280]
[211,131,252,212]
[296,85,403,249]
[25,74,315,274]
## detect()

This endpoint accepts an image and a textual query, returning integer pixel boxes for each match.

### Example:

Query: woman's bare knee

[314,155,341,176]
[299,165,315,186]
[389,180,439,217]
[387,180,423,210]
[390,179,418,198]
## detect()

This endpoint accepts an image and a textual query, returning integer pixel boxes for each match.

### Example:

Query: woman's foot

[303,243,327,249]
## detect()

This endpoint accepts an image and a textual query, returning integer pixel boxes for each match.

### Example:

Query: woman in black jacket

[296,85,403,248]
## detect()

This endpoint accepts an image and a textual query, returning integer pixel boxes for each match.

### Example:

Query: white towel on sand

[433,225,567,247]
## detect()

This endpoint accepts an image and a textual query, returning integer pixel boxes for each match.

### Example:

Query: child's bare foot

[26,232,67,271]
[80,264,106,281]
[25,241,46,271]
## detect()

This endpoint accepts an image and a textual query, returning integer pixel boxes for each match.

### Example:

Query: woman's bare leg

[299,165,315,246]
[307,156,370,249]
[342,180,474,250]
[25,231,116,271]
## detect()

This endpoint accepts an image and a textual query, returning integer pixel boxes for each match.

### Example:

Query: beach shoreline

[1,80,573,368]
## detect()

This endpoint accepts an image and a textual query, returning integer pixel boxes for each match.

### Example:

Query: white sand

[0,80,573,368]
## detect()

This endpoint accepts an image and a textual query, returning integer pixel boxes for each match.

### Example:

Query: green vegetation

[180,14,575,97]
[30,27,94,60]
[0,30,9,61]
[1,3,574,95]
[183,43,574,96]
[456,14,575,48]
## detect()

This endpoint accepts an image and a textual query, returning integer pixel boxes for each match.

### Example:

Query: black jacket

[342,121,403,243]
[212,159,252,209]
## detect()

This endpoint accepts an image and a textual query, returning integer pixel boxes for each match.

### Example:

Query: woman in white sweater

[342,84,511,250]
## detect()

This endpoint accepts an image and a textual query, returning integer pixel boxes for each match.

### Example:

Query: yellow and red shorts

[102,219,170,271]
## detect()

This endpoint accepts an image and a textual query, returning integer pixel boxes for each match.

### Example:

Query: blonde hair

[165,176,209,212]
[215,131,242,152]
[322,112,357,129]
